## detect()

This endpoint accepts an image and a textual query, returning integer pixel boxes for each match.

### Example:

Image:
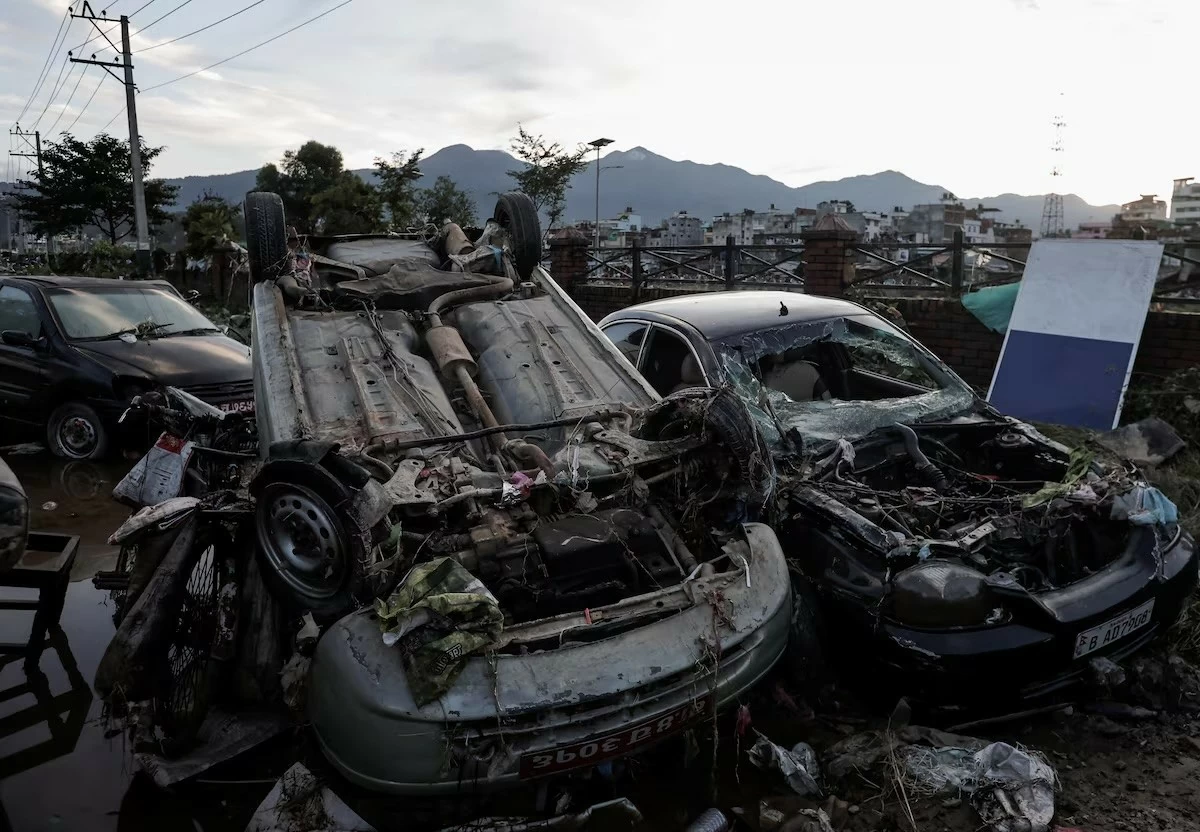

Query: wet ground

[3,450,1200,831]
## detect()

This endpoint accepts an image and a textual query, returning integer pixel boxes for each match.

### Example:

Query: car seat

[671,353,706,394]
[763,360,831,402]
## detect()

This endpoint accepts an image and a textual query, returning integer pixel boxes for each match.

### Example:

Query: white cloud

[5,0,1196,206]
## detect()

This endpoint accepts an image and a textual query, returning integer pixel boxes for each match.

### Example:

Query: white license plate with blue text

[1073,599,1154,659]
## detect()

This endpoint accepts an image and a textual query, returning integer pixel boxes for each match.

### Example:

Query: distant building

[901,200,966,244]
[711,205,815,245]
[614,207,641,232]
[653,211,703,247]
[1120,194,1168,223]
[1075,221,1112,239]
[1172,178,1200,225]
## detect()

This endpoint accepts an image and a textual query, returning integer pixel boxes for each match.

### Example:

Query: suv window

[601,321,647,367]
[0,286,40,339]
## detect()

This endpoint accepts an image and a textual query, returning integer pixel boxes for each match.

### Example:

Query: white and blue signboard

[987,239,1163,430]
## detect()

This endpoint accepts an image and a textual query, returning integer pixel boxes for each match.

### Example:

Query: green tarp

[961,282,1020,334]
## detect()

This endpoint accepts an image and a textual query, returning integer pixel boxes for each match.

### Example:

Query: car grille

[180,379,254,405]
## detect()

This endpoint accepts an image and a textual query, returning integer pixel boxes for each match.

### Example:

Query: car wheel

[47,403,109,460]
[244,191,288,283]
[254,466,360,623]
[492,191,542,279]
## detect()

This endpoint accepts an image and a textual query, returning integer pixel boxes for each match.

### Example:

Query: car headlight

[891,561,995,628]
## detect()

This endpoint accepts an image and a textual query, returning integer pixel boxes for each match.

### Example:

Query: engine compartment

[797,421,1140,592]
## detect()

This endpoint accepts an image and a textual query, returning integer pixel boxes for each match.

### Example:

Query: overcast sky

[2,0,1195,206]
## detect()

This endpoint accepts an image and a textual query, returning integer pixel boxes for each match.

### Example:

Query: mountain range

[16,144,1125,232]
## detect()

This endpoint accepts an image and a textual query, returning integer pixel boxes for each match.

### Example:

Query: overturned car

[243,193,790,792]
[601,291,1198,708]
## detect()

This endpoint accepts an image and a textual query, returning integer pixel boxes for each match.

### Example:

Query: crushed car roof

[614,291,870,341]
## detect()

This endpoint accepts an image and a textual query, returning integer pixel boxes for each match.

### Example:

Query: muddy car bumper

[869,527,1198,705]
[308,523,791,794]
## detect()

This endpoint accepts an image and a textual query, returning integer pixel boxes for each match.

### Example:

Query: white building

[657,211,703,247]
[1120,194,1168,223]
[711,206,816,245]
[1172,178,1200,225]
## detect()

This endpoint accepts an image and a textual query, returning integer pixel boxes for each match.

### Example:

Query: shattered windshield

[716,315,977,449]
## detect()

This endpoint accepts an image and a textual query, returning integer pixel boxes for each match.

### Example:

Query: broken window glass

[715,315,976,450]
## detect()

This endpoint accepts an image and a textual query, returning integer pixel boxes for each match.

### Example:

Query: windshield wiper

[93,321,175,341]
[165,326,221,336]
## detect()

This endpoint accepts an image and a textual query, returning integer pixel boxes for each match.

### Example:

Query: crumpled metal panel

[454,296,656,429]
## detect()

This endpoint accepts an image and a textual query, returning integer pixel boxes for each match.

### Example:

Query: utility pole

[71,2,151,275]
[9,127,51,259]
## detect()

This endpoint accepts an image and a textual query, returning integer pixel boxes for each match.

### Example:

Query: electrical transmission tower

[1040,110,1065,238]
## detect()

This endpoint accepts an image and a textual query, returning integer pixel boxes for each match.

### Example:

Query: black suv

[0,275,253,459]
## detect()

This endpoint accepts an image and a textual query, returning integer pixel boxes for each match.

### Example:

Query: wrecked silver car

[243,193,791,792]
[601,290,1198,708]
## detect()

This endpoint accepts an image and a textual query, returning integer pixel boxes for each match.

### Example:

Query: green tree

[418,176,476,228]
[13,132,178,244]
[255,140,380,234]
[506,126,588,231]
[181,192,241,258]
[311,175,382,234]
[374,149,423,230]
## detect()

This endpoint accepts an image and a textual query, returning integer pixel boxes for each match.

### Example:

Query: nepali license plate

[218,399,255,414]
[519,696,711,778]
[1073,599,1155,659]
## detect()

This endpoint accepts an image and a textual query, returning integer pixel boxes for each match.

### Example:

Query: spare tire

[492,191,541,279]
[244,191,288,283]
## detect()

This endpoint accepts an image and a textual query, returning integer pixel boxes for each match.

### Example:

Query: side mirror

[1,330,41,349]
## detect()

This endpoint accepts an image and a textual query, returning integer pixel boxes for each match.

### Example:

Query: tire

[153,523,237,757]
[492,191,542,279]
[253,461,366,623]
[46,402,109,460]
[698,388,775,508]
[244,191,288,283]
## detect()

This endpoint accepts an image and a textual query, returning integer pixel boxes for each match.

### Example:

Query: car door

[0,284,51,425]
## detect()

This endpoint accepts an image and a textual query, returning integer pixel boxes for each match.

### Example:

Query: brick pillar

[801,215,859,297]
[548,229,590,292]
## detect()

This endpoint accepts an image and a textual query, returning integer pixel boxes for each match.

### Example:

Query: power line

[46,63,89,136]
[62,73,108,135]
[73,0,160,54]
[135,0,197,36]
[99,104,126,133]
[32,58,77,130]
[141,0,355,93]
[135,0,268,53]
[15,10,70,126]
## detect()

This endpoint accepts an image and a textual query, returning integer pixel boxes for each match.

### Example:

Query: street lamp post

[588,138,614,250]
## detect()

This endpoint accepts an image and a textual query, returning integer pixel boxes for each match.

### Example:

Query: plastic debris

[375,557,503,705]
[1096,417,1186,467]
[295,612,320,655]
[1088,656,1127,690]
[245,762,374,832]
[903,741,1058,832]
[685,808,729,832]
[40,501,57,511]
[1110,485,1179,527]
[0,442,43,455]
[747,734,823,796]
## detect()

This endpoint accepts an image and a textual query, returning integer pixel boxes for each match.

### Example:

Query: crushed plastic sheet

[903,741,1058,832]
[747,734,823,796]
[244,762,375,832]
[1110,485,1179,527]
